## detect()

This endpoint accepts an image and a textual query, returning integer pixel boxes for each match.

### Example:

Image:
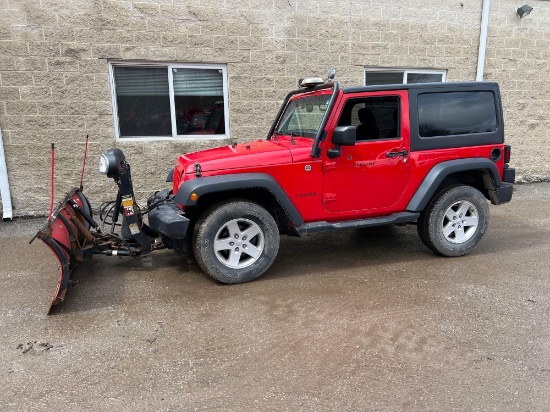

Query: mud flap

[32,188,94,314]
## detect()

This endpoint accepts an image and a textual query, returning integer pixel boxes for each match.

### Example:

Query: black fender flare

[166,167,174,183]
[406,158,502,212]
[173,173,304,226]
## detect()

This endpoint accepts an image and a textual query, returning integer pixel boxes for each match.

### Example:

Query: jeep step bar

[296,212,420,235]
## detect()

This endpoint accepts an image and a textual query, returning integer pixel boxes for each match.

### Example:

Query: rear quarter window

[418,91,497,137]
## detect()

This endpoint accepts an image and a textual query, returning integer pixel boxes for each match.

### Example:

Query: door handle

[386,150,409,158]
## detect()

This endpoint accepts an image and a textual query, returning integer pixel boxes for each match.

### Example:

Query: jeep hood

[178,138,311,173]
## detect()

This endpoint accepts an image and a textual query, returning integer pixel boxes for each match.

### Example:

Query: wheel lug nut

[229,241,234,246]
[452,224,456,227]
[243,244,247,249]
[242,236,247,241]
[235,247,239,252]
[453,216,456,220]
[234,234,239,239]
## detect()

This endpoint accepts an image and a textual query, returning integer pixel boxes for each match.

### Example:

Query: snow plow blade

[31,188,96,314]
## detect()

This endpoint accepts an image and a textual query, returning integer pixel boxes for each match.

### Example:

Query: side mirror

[331,125,356,146]
[328,125,356,159]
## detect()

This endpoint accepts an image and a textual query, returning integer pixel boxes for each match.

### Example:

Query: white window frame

[364,68,447,85]
[109,61,230,142]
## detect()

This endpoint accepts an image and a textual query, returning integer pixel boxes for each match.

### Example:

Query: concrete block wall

[0,0,547,216]
[485,0,550,182]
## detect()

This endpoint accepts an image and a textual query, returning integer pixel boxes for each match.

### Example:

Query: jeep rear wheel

[193,200,280,283]
[417,185,489,257]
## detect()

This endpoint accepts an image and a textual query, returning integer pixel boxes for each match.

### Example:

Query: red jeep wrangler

[34,73,515,311]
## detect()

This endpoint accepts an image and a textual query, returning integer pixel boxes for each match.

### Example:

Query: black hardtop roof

[343,81,499,94]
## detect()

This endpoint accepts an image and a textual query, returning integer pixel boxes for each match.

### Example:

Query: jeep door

[322,90,410,213]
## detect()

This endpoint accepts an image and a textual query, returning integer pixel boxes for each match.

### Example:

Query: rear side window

[418,92,497,137]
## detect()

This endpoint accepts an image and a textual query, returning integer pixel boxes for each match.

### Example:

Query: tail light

[504,145,511,164]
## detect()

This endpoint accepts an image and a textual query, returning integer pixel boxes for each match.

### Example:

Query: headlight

[99,154,110,174]
[98,149,126,177]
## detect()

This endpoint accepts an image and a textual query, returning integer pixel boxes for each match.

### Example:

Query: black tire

[417,184,489,257]
[193,200,280,283]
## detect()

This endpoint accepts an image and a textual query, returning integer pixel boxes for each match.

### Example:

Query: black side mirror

[332,125,356,146]
[328,125,356,158]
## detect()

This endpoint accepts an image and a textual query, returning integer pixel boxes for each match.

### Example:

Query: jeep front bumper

[147,190,190,239]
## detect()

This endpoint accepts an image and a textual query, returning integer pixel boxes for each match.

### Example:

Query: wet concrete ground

[1,183,549,411]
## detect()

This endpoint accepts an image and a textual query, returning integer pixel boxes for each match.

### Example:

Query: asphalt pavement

[1,183,549,411]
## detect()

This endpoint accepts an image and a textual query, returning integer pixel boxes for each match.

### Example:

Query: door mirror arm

[327,125,355,159]
[327,146,341,159]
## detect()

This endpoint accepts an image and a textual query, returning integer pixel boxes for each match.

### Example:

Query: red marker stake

[48,143,55,226]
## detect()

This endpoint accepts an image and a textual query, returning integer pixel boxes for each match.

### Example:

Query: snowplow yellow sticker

[122,196,134,208]
[122,196,135,217]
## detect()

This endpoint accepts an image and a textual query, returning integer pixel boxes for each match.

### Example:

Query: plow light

[98,154,110,174]
[99,149,126,177]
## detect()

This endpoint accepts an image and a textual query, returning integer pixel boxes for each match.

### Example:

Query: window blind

[172,68,223,96]
[113,66,169,96]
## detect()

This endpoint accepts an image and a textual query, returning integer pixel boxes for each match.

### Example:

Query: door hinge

[323,193,336,203]
[323,161,336,171]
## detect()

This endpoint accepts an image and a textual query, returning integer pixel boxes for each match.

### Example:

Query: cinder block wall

[0,0,547,216]
[485,0,550,182]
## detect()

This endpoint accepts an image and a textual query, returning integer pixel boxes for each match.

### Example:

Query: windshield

[275,92,331,138]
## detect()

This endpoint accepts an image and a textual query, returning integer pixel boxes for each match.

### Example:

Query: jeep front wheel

[193,200,280,283]
[417,185,489,257]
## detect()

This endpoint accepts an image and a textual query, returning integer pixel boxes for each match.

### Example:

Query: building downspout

[0,127,13,220]
[476,0,491,81]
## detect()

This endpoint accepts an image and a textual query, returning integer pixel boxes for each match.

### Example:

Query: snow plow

[31,188,97,311]
[31,144,181,313]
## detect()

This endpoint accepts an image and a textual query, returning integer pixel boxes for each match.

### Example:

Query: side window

[418,92,497,137]
[338,96,400,141]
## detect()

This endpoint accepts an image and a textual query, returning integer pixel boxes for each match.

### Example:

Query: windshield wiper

[273,130,283,140]
[274,130,298,144]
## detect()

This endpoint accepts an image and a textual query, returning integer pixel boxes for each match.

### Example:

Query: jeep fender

[407,158,505,211]
[173,173,304,226]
